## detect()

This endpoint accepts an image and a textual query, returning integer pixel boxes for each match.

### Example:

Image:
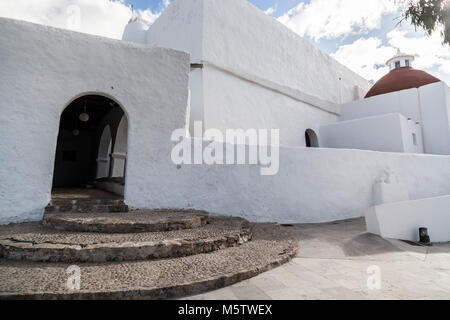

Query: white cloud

[0,0,164,39]
[331,30,450,85]
[264,4,277,16]
[387,29,450,77]
[278,0,399,41]
[331,37,396,81]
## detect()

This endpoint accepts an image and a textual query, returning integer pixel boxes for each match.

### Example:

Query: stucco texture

[0,18,190,224]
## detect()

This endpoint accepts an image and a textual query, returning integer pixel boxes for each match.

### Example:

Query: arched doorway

[52,94,128,198]
[305,129,319,148]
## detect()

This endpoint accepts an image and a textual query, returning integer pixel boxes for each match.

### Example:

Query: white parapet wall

[128,137,450,224]
[320,113,424,153]
[365,195,450,243]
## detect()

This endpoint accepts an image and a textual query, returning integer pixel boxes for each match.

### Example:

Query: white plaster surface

[144,0,370,104]
[202,66,338,147]
[419,82,450,155]
[200,0,369,104]
[320,113,423,153]
[340,82,450,155]
[365,195,450,242]
[2,17,450,227]
[144,138,450,224]
[146,0,203,62]
[340,88,420,122]
[140,0,370,146]
[0,18,190,224]
[122,18,149,44]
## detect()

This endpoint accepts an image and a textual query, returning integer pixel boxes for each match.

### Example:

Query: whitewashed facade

[1,0,450,242]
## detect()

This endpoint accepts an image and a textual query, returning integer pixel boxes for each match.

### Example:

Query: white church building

[1,0,450,242]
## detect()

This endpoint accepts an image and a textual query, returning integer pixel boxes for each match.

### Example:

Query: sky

[0,0,449,84]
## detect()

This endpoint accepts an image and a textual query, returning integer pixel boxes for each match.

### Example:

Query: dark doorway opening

[52,95,127,196]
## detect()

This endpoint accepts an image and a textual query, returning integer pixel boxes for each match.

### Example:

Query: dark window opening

[305,129,319,148]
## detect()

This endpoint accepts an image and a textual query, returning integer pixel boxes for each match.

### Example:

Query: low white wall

[365,195,450,242]
[320,113,423,153]
[340,88,420,122]
[0,18,190,224]
[136,138,450,224]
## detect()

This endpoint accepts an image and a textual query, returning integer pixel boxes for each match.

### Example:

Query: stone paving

[183,218,450,300]
[0,223,297,299]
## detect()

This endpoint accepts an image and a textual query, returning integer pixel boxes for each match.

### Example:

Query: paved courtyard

[183,218,450,300]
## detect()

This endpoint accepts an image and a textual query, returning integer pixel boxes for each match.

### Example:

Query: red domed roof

[365,67,440,98]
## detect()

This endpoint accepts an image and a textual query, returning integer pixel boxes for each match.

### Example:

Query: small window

[412,133,417,146]
[305,129,319,148]
[405,60,410,67]
[395,61,401,68]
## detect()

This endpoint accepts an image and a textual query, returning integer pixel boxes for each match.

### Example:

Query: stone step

[43,210,210,233]
[0,223,298,300]
[45,199,129,214]
[0,217,251,263]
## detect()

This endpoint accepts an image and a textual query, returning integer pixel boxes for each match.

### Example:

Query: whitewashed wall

[365,195,450,242]
[419,82,450,155]
[202,66,338,147]
[340,82,450,155]
[145,139,450,224]
[146,0,203,62]
[340,88,420,122]
[0,18,190,224]
[142,0,370,146]
[2,18,450,226]
[320,113,423,153]
[145,0,370,104]
[201,0,369,104]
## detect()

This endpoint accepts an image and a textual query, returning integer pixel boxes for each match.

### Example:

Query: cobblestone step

[43,210,210,233]
[0,223,298,300]
[45,199,129,214]
[0,217,250,263]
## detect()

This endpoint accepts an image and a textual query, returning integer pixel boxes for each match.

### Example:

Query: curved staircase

[0,198,298,299]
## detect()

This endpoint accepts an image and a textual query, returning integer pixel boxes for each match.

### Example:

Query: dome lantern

[364,50,440,98]
[386,49,415,70]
